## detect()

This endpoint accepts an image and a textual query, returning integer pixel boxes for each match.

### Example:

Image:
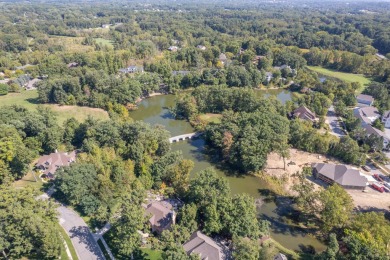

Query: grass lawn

[13,170,43,189]
[0,90,109,124]
[94,38,114,48]
[307,66,371,92]
[198,113,222,124]
[140,248,163,260]
[48,36,94,53]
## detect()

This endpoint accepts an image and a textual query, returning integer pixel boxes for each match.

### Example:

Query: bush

[0,83,9,95]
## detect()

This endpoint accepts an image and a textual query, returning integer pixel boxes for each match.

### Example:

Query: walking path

[93,223,115,260]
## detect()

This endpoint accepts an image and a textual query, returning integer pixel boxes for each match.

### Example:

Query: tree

[0,185,61,259]
[318,184,354,233]
[318,233,339,260]
[166,159,194,196]
[0,83,8,95]
[232,236,260,260]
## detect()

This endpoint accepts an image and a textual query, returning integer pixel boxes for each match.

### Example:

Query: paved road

[38,190,105,260]
[326,106,346,137]
[58,206,105,260]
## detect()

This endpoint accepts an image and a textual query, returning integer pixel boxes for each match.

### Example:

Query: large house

[183,231,224,260]
[144,201,175,234]
[312,163,368,190]
[36,151,76,179]
[291,106,318,123]
[353,106,381,126]
[119,65,144,74]
[356,94,374,106]
[363,125,390,149]
[382,110,390,128]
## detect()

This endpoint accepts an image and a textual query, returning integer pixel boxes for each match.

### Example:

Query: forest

[1,0,390,259]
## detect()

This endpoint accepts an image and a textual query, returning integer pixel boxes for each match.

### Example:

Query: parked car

[362,165,371,172]
[371,183,385,193]
[384,182,390,189]
[373,174,384,182]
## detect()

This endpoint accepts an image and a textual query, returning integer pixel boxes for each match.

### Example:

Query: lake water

[129,90,326,253]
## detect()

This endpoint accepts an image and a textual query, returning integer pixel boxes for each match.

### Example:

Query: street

[326,106,346,137]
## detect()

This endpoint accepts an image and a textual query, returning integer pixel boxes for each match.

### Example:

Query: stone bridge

[169,132,202,143]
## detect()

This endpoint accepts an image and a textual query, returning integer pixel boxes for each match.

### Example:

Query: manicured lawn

[307,66,371,92]
[94,38,114,48]
[140,248,163,260]
[198,113,222,124]
[59,225,79,260]
[0,90,109,124]
[13,170,43,189]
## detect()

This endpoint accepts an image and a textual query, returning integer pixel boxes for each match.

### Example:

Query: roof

[36,151,76,177]
[144,201,174,233]
[313,163,368,187]
[274,253,288,260]
[219,53,227,61]
[363,125,389,140]
[183,231,223,260]
[67,62,79,68]
[354,108,371,125]
[119,66,143,73]
[357,94,374,103]
[26,78,41,89]
[360,106,380,118]
[383,110,390,119]
[172,71,190,76]
[292,106,317,122]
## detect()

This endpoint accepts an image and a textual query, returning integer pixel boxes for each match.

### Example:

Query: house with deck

[312,163,368,190]
[36,151,76,179]
[183,231,224,260]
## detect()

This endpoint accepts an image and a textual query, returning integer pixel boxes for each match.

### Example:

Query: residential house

[363,125,390,149]
[353,106,381,126]
[356,94,374,106]
[168,46,179,52]
[382,110,390,128]
[183,231,224,260]
[274,253,288,260]
[197,45,206,50]
[67,62,79,68]
[101,24,111,28]
[144,201,175,234]
[172,71,190,76]
[119,65,144,74]
[36,151,76,179]
[265,72,273,83]
[291,106,318,123]
[25,78,41,90]
[312,163,368,190]
[218,53,227,65]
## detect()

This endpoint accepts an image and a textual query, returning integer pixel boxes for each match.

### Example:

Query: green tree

[232,236,260,260]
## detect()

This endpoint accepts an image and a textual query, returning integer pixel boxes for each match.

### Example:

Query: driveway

[326,106,346,137]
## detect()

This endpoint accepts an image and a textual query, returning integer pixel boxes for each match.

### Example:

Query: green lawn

[94,38,114,48]
[0,90,109,124]
[140,248,163,260]
[198,113,222,124]
[59,225,79,260]
[307,66,371,92]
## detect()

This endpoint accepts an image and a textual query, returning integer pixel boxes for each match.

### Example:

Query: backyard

[0,90,109,124]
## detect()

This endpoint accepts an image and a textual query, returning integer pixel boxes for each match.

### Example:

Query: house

[172,70,190,76]
[356,94,374,106]
[312,163,368,190]
[197,45,206,50]
[67,62,79,68]
[144,201,175,234]
[168,46,179,52]
[363,125,390,149]
[183,231,223,260]
[25,78,41,90]
[101,24,111,29]
[265,72,273,83]
[274,253,288,260]
[291,106,318,123]
[218,53,227,65]
[382,110,390,128]
[353,107,381,125]
[119,65,144,74]
[36,151,76,179]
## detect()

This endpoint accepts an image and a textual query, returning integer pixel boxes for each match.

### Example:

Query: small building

[168,46,179,52]
[291,106,318,123]
[274,253,288,260]
[67,62,79,68]
[265,72,273,83]
[119,65,144,74]
[382,110,390,128]
[363,125,390,149]
[218,53,227,65]
[354,107,381,125]
[356,94,374,106]
[36,151,76,179]
[101,24,111,29]
[144,201,175,234]
[183,231,223,260]
[197,45,206,50]
[25,78,41,90]
[172,70,190,76]
[312,163,368,190]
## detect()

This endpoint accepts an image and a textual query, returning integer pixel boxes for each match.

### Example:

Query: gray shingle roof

[183,231,223,260]
[313,163,367,187]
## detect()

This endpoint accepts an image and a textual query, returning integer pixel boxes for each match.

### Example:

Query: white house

[382,110,390,128]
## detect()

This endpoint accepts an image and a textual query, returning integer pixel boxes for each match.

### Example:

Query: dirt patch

[347,189,390,211]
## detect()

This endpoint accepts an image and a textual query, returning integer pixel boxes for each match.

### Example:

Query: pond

[129,91,326,253]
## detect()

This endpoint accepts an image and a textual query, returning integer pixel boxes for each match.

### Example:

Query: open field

[94,38,114,48]
[48,36,94,53]
[307,66,371,92]
[140,248,163,260]
[0,90,109,124]
[198,113,222,124]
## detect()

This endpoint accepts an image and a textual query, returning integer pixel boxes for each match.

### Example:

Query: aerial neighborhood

[1,1,390,260]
